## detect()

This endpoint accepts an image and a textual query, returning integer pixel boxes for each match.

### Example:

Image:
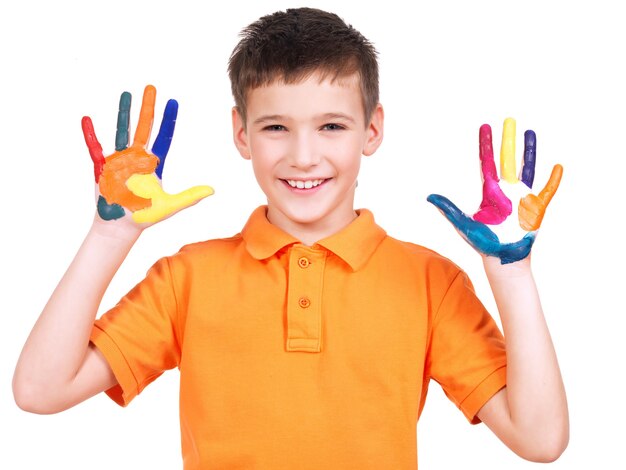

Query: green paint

[115,92,132,151]
[97,196,125,220]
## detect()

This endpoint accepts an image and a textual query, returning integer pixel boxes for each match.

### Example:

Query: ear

[362,103,384,157]
[232,107,251,160]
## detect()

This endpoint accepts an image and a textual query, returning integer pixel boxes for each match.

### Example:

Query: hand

[427,118,563,264]
[81,85,214,226]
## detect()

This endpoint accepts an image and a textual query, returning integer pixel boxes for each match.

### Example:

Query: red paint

[81,116,105,183]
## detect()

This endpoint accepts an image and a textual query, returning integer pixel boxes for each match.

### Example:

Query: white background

[1,0,624,468]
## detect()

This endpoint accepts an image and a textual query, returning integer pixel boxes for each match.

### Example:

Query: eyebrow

[252,113,357,126]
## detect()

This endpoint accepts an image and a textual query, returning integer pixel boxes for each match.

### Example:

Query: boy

[13,7,568,469]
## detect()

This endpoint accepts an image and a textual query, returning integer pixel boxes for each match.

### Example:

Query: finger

[537,163,563,205]
[152,99,179,179]
[126,173,214,224]
[518,164,563,231]
[479,124,498,182]
[115,91,132,151]
[81,116,105,183]
[500,117,518,183]
[428,194,535,264]
[474,124,512,225]
[133,85,156,148]
[428,193,500,249]
[520,130,536,189]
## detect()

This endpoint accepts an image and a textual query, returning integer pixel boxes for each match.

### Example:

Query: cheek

[328,141,363,174]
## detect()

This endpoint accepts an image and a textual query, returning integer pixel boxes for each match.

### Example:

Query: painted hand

[81,85,214,225]
[427,118,563,264]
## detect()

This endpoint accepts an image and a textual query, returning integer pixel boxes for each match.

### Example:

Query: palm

[82,85,213,226]
[427,118,562,264]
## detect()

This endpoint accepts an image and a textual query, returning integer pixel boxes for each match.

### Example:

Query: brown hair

[228,8,379,127]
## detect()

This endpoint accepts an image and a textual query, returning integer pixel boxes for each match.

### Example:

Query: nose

[288,132,321,169]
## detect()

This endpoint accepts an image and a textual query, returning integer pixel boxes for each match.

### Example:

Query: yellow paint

[126,173,214,224]
[518,164,563,231]
[500,118,518,184]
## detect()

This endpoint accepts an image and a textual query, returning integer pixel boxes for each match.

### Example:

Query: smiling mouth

[284,178,328,189]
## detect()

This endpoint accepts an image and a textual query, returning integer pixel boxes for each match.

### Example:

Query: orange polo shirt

[90,206,507,469]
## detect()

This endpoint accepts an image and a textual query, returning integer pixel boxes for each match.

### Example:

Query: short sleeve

[428,270,507,424]
[90,257,181,407]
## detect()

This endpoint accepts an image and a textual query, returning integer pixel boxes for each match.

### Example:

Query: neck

[266,207,358,246]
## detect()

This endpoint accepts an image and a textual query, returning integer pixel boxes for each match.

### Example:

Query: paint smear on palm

[98,149,158,211]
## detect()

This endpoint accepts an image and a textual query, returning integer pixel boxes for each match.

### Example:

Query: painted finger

[537,164,563,205]
[132,85,156,149]
[126,174,214,224]
[500,117,518,183]
[479,124,498,182]
[81,116,105,183]
[152,99,179,179]
[428,194,500,248]
[115,92,132,151]
[518,164,563,231]
[473,124,512,225]
[520,130,536,188]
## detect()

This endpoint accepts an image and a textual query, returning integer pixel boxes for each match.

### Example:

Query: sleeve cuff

[90,325,139,407]
[460,365,507,424]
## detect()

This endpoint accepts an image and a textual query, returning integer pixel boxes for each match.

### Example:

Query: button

[298,297,311,308]
[298,257,310,268]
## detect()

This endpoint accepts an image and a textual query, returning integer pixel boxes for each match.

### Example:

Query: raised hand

[81,85,214,226]
[427,118,563,264]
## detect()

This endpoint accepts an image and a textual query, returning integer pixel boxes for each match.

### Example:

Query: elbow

[519,427,569,463]
[13,376,64,415]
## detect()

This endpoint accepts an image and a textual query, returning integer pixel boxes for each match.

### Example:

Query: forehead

[246,72,365,122]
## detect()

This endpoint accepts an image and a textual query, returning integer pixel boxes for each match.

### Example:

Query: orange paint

[518,164,563,231]
[99,148,158,211]
[133,85,156,148]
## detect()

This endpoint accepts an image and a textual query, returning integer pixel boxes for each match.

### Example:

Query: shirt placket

[286,245,327,353]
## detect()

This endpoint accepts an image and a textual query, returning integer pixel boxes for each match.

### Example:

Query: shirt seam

[164,256,182,364]
[431,268,463,327]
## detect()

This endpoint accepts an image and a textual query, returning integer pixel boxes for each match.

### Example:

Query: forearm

[481,256,569,460]
[13,220,140,406]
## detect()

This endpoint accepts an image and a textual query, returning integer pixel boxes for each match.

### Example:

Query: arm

[428,118,568,461]
[476,256,568,462]
[13,85,213,414]
[13,222,140,414]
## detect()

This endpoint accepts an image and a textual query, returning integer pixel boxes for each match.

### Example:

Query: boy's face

[232,72,383,240]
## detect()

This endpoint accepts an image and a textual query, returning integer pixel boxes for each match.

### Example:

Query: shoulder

[162,233,247,272]
[379,234,462,278]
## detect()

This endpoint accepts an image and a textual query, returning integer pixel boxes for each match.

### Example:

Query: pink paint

[473,124,512,225]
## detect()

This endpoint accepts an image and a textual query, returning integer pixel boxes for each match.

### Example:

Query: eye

[321,123,345,131]
[263,124,286,132]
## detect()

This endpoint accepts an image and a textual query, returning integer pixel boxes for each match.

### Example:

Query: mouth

[283,178,329,189]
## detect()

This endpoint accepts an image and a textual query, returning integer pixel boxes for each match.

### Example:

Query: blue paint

[521,130,536,189]
[427,194,535,264]
[115,92,132,151]
[97,195,125,221]
[152,99,178,179]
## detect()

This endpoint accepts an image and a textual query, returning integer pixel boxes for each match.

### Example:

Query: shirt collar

[241,206,387,271]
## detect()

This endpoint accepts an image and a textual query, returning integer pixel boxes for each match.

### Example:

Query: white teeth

[286,179,325,189]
